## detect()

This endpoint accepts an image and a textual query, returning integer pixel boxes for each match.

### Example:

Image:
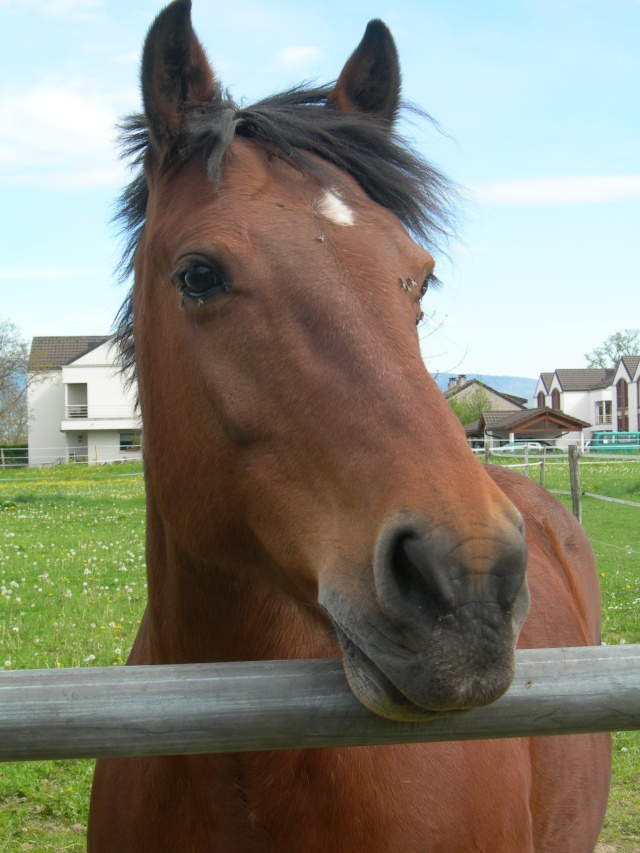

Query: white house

[28,336,141,466]
[612,356,640,432]
[534,360,640,445]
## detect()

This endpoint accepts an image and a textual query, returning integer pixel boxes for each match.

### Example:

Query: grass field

[0,457,638,851]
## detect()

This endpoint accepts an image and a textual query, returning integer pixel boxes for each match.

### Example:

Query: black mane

[113,84,456,379]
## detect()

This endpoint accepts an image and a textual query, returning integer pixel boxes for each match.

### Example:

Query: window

[537,392,545,407]
[120,432,142,452]
[595,401,612,425]
[617,380,629,431]
[616,379,629,408]
[551,389,561,410]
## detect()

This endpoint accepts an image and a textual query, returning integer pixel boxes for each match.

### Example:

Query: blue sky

[1,0,638,379]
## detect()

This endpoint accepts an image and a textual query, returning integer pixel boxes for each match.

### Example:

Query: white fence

[0,446,142,468]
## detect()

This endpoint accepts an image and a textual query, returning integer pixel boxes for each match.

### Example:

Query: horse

[88,2,611,850]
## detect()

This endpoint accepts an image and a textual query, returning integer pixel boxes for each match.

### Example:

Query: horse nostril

[376,519,527,622]
[397,535,457,612]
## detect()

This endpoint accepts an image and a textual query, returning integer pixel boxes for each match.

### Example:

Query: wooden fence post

[540,449,546,489]
[569,445,582,524]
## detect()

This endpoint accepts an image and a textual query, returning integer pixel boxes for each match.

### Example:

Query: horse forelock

[112,84,457,382]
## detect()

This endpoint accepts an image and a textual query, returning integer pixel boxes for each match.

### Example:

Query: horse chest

[190,745,536,853]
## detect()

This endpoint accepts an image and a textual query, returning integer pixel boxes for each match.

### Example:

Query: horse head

[120,0,529,722]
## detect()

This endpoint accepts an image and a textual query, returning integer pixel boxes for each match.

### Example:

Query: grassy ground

[493,455,640,852]
[0,463,146,852]
[0,458,638,851]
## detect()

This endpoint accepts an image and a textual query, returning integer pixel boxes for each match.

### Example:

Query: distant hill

[434,374,538,406]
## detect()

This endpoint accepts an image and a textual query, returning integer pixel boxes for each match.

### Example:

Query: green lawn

[0,458,638,851]
[0,464,146,852]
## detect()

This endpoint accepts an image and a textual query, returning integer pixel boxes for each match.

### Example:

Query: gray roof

[539,372,554,393]
[28,336,110,371]
[619,355,640,380]
[481,410,536,430]
[555,368,615,392]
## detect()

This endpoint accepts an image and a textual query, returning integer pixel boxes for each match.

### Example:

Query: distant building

[535,358,640,441]
[443,375,528,412]
[28,336,140,466]
[443,375,590,449]
[611,356,640,432]
[474,407,590,448]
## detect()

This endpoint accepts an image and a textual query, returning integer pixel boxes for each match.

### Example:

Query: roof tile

[28,336,110,371]
[555,368,614,392]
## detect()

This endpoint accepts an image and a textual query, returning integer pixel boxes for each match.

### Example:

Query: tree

[448,386,491,426]
[0,319,30,445]
[585,329,640,369]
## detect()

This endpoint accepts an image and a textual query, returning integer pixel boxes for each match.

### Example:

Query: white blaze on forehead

[316,190,355,226]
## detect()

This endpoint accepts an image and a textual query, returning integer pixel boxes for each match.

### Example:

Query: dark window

[617,380,629,430]
[551,389,561,410]
[537,392,545,407]
[120,432,142,452]
[617,380,629,408]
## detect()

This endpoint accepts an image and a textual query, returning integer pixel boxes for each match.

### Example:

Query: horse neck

[142,496,336,666]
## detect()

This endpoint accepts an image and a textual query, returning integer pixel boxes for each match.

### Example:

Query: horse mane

[113,83,456,381]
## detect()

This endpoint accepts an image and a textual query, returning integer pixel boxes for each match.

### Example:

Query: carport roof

[478,407,591,434]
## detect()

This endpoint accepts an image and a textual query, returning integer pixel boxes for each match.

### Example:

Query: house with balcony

[534,359,640,444]
[28,336,140,466]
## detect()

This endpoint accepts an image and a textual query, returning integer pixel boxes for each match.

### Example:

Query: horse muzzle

[319,511,530,722]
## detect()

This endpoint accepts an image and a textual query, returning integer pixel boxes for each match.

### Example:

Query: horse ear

[327,20,401,128]
[141,0,219,156]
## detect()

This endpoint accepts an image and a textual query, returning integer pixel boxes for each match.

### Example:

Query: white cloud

[276,46,324,68]
[0,77,137,189]
[472,175,640,206]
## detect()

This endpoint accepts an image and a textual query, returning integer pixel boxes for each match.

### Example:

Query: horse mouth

[333,626,469,723]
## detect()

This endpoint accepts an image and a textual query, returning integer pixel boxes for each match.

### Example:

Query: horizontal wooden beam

[1,645,638,762]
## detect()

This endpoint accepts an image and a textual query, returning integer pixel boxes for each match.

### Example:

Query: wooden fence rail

[1,645,639,762]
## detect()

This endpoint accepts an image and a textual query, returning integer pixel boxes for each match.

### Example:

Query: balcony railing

[66,405,88,418]
[64,405,137,420]
[595,413,612,425]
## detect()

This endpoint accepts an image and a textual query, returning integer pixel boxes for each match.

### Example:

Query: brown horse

[88,2,611,850]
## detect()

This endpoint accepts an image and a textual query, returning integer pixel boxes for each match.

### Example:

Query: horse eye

[420,274,441,299]
[175,264,231,300]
